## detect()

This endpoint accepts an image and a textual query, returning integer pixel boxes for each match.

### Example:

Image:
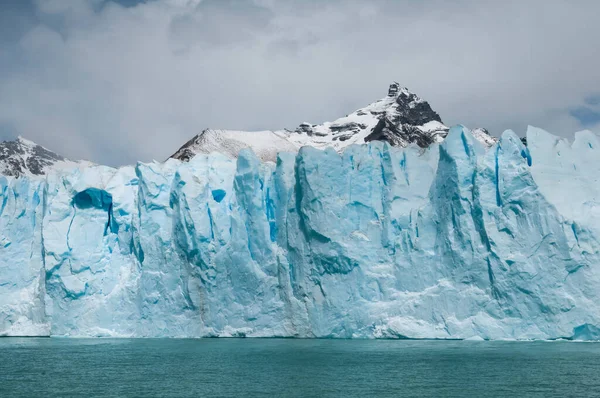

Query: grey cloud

[0,1,37,44]
[0,0,599,166]
[585,95,600,107]
[570,106,600,128]
[169,0,273,52]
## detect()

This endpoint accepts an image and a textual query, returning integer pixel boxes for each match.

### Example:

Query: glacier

[1,125,600,339]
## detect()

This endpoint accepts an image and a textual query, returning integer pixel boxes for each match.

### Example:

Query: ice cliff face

[1,125,599,339]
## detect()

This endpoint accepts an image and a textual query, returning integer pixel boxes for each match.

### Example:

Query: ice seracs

[2,125,600,340]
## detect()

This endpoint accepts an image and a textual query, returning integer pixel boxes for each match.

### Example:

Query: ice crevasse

[1,125,600,340]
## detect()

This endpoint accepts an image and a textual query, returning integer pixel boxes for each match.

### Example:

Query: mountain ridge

[171,82,498,163]
[0,136,82,177]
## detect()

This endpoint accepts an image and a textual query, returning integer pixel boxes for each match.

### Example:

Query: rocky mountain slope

[0,137,75,177]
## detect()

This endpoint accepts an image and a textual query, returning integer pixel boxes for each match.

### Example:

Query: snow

[0,136,90,177]
[171,129,299,163]
[471,128,499,148]
[2,125,600,340]
[419,120,447,133]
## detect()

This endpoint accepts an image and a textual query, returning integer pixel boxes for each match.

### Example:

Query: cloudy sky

[1,0,599,166]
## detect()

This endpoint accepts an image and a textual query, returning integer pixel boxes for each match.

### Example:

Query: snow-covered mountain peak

[0,136,89,178]
[287,82,448,150]
[0,136,66,177]
[15,135,39,148]
[171,82,482,164]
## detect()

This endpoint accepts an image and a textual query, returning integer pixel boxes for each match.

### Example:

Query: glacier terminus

[1,84,600,340]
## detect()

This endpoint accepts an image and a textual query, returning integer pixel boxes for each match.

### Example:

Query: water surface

[1,338,599,397]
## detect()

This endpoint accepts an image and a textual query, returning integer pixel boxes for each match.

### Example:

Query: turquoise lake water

[1,338,599,397]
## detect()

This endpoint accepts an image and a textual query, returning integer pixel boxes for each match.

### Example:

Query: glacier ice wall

[1,126,600,339]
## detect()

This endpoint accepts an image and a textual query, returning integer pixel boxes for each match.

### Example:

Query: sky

[0,0,599,166]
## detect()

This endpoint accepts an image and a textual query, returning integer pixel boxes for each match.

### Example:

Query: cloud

[168,0,274,52]
[585,94,600,107]
[0,0,599,166]
[570,107,600,127]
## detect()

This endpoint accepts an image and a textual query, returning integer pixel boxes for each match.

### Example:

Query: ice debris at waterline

[1,126,600,339]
